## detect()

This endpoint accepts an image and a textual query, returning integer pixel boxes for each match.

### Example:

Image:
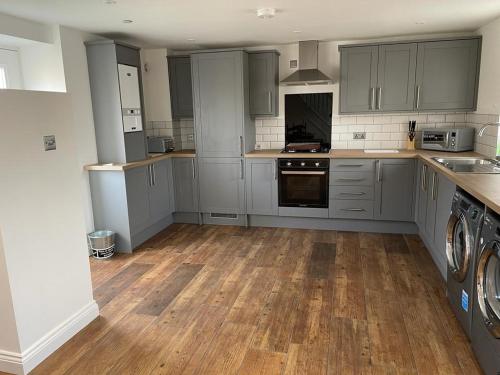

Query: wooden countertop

[247,149,500,215]
[84,150,196,171]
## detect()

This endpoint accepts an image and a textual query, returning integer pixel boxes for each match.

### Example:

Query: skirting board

[0,300,99,375]
[248,215,418,234]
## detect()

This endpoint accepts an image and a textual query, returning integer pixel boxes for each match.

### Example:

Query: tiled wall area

[145,119,195,150]
[255,111,500,157]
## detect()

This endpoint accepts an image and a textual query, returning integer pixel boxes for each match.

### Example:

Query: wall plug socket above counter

[353,132,366,140]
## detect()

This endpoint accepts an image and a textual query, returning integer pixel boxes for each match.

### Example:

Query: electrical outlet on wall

[187,134,194,142]
[255,144,261,151]
[353,132,366,140]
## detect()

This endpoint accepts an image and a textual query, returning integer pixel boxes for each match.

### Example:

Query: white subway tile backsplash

[263,134,277,142]
[390,115,409,124]
[427,114,446,123]
[382,124,400,133]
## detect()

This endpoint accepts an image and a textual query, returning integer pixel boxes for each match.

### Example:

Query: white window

[0,66,6,89]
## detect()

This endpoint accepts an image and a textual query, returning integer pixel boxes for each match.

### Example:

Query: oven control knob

[301,162,306,166]
[286,162,292,166]
[315,162,320,167]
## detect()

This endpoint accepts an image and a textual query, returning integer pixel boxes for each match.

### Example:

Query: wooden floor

[31,224,482,375]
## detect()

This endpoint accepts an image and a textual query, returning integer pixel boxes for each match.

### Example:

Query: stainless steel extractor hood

[281,40,332,85]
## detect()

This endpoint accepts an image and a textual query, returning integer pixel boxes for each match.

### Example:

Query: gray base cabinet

[198,157,245,214]
[168,56,193,119]
[416,161,456,277]
[248,51,279,117]
[89,159,174,253]
[172,157,199,212]
[245,158,278,215]
[374,159,416,221]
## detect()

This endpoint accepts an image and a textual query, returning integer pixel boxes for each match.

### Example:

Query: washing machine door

[476,241,500,338]
[446,211,472,282]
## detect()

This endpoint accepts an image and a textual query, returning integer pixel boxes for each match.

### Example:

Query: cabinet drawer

[329,200,374,219]
[329,186,374,200]
[330,171,374,186]
[331,159,375,172]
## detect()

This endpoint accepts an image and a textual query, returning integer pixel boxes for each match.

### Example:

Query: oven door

[279,169,328,208]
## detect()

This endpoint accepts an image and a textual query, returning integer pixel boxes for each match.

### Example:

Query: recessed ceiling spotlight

[293,30,301,33]
[415,21,426,25]
[104,0,117,4]
[256,8,276,19]
[122,19,133,24]
[187,38,196,42]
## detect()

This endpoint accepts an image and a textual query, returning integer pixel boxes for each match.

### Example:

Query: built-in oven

[278,159,329,208]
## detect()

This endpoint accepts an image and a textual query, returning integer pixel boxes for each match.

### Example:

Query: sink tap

[478,122,500,136]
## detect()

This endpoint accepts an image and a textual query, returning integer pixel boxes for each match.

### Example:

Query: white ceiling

[0,0,499,49]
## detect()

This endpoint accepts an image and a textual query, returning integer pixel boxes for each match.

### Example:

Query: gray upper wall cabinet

[168,56,193,119]
[86,40,147,163]
[339,37,481,114]
[248,51,279,117]
[377,43,417,111]
[191,50,254,158]
[340,46,379,113]
[415,39,480,111]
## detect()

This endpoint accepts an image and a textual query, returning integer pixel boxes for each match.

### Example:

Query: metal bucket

[87,230,115,259]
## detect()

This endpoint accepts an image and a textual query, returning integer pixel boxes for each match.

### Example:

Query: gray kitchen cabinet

[149,159,175,222]
[245,158,278,215]
[339,45,379,113]
[377,43,417,111]
[198,157,245,214]
[191,50,254,158]
[172,157,199,212]
[424,169,438,241]
[125,166,152,235]
[433,173,456,267]
[86,40,147,163]
[168,56,193,119]
[248,51,279,117]
[415,38,480,111]
[374,159,416,221]
[416,161,430,229]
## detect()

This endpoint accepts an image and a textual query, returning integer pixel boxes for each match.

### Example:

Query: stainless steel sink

[432,157,500,174]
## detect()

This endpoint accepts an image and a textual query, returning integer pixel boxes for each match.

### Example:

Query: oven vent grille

[210,213,238,219]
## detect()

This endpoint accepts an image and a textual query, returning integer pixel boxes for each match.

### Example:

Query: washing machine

[446,188,484,339]
[471,210,500,375]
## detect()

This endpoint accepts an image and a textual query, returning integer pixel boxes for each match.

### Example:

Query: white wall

[0,47,23,89]
[19,26,66,92]
[59,26,100,233]
[0,12,52,44]
[476,16,500,114]
[0,90,98,374]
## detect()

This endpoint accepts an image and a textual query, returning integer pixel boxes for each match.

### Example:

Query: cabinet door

[377,43,417,111]
[191,51,245,158]
[125,166,151,235]
[172,158,199,212]
[415,161,430,230]
[425,169,439,242]
[374,159,415,221]
[415,39,480,111]
[339,46,379,113]
[149,159,174,223]
[249,52,279,116]
[245,158,278,215]
[433,173,456,267]
[168,56,193,119]
[198,157,245,214]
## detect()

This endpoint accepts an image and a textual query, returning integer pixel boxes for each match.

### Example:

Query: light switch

[43,135,56,151]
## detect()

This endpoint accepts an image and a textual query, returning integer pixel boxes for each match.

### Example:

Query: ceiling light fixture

[187,38,196,42]
[293,30,301,33]
[415,21,426,25]
[104,0,117,4]
[256,8,276,19]
[122,19,133,24]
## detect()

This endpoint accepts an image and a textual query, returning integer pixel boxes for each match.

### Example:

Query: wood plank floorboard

[29,225,481,375]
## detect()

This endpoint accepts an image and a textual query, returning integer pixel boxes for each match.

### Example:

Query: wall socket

[43,135,56,151]
[353,132,366,140]
[187,134,194,142]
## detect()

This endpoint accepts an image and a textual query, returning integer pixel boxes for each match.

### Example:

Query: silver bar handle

[274,160,278,180]
[191,158,196,180]
[148,164,153,187]
[421,164,427,192]
[416,85,421,109]
[370,88,375,110]
[268,91,272,113]
[337,177,365,181]
[281,171,326,176]
[341,208,366,212]
[376,160,382,182]
[337,164,364,167]
[377,87,382,110]
[339,192,366,196]
[240,136,244,157]
[432,172,438,201]
[240,159,244,179]
[152,163,156,186]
